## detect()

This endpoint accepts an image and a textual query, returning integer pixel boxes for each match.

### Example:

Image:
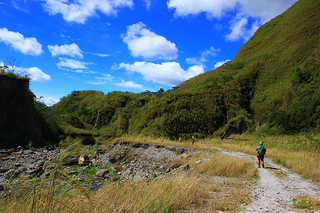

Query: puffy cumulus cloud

[16,67,51,82]
[117,61,204,86]
[48,43,83,58]
[168,0,297,21]
[214,59,231,68]
[239,0,298,22]
[122,22,178,60]
[225,16,248,41]
[225,15,262,41]
[0,28,43,56]
[43,0,133,24]
[57,58,89,69]
[168,0,298,41]
[201,46,220,58]
[37,96,60,106]
[116,80,144,89]
[168,0,237,18]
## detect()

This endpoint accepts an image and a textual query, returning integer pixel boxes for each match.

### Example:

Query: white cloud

[226,17,262,41]
[37,96,60,106]
[225,17,248,41]
[186,57,200,65]
[168,0,298,41]
[94,53,110,57]
[168,0,235,18]
[87,73,113,85]
[144,0,152,9]
[201,46,220,58]
[116,80,143,89]
[57,58,89,69]
[122,22,178,60]
[186,46,220,65]
[168,0,297,21]
[214,59,231,68]
[16,67,51,82]
[117,61,204,86]
[0,28,43,56]
[43,0,133,24]
[48,43,83,58]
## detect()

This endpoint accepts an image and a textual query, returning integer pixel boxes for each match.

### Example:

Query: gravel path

[204,146,320,212]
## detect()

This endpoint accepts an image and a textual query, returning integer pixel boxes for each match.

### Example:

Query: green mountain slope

[175,0,320,133]
[52,0,320,139]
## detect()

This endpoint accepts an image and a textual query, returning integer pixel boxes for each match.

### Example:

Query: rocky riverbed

[0,140,211,198]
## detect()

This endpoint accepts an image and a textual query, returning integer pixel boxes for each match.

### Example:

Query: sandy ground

[215,147,320,212]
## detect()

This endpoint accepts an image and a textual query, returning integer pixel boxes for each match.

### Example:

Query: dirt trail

[207,146,320,212]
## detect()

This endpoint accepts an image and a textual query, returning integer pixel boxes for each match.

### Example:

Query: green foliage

[0,65,29,80]
[49,0,320,139]
[33,99,62,143]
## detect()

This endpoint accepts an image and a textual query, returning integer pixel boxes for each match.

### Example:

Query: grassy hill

[52,0,320,139]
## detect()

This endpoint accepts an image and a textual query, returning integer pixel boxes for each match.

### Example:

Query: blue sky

[0,0,297,106]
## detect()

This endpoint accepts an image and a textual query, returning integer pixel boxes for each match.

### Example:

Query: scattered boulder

[96,169,109,177]
[62,154,78,166]
[0,140,213,192]
[195,160,202,164]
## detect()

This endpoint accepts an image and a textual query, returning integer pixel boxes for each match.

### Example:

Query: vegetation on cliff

[0,65,29,80]
[51,0,320,139]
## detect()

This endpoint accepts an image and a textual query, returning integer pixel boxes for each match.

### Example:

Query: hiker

[192,136,195,145]
[256,141,266,168]
[179,137,182,143]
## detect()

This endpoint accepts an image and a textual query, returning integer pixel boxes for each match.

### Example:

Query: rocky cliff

[0,75,41,148]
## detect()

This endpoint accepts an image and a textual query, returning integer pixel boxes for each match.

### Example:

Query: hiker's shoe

[262,164,265,168]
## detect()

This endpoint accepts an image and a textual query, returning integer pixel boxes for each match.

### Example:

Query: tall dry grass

[0,138,257,213]
[202,134,320,181]
[196,154,257,178]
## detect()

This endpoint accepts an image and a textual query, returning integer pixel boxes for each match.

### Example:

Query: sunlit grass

[293,196,320,210]
[196,154,257,179]
[199,134,320,182]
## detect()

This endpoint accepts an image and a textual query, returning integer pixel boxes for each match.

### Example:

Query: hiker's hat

[259,141,263,145]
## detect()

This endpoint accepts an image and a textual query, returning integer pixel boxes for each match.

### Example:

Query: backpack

[258,145,266,155]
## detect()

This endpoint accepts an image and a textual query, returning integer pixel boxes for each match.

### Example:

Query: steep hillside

[175,0,320,133]
[0,69,60,147]
[52,0,320,138]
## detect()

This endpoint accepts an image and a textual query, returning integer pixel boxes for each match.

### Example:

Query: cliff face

[0,75,41,147]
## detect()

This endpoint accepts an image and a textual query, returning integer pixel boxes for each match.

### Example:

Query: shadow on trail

[265,166,279,170]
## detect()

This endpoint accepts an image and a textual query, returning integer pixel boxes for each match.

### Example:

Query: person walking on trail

[179,137,182,143]
[256,141,266,168]
[192,136,195,145]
